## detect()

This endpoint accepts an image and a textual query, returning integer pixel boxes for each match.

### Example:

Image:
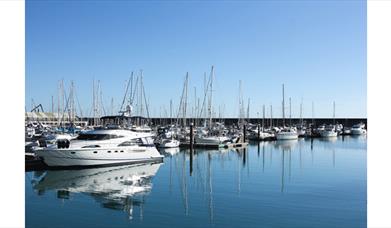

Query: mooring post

[257,124,260,140]
[189,123,194,176]
[190,123,194,149]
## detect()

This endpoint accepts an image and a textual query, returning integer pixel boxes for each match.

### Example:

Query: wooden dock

[179,142,248,149]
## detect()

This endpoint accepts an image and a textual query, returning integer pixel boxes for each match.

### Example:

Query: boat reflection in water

[32,162,162,219]
[274,139,297,150]
[160,147,180,157]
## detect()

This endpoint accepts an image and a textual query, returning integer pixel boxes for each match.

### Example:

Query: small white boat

[296,128,306,137]
[276,128,298,140]
[158,138,180,148]
[351,123,367,135]
[343,128,351,135]
[320,126,338,137]
[248,129,274,140]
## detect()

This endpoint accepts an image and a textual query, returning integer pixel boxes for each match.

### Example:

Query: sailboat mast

[194,86,197,125]
[238,80,243,126]
[57,81,60,125]
[184,73,188,127]
[300,99,303,126]
[270,104,273,128]
[208,66,214,127]
[262,104,265,130]
[247,98,250,123]
[289,97,291,127]
[282,83,285,127]
[312,101,315,126]
[333,101,336,125]
[92,79,95,126]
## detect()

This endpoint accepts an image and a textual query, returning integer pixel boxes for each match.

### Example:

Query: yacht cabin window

[77,134,124,140]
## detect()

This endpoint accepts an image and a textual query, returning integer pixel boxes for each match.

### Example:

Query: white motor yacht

[351,123,367,135]
[34,128,163,167]
[276,128,298,140]
[320,125,338,137]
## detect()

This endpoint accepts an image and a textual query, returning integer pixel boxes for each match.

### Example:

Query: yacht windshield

[76,134,123,140]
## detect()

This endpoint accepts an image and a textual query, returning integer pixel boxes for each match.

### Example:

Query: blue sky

[26,0,366,118]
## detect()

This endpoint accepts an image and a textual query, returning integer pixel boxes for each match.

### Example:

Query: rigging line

[120,72,133,112]
[197,71,212,119]
[176,74,188,124]
[61,90,70,125]
[74,89,83,117]
[100,89,106,116]
[131,75,139,105]
[142,82,150,121]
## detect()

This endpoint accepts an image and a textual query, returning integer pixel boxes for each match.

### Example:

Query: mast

[57,81,60,125]
[238,80,244,126]
[247,98,250,123]
[312,101,315,126]
[70,81,75,125]
[289,97,291,127]
[92,79,95,126]
[262,104,265,130]
[170,99,173,126]
[142,76,151,122]
[61,79,64,125]
[270,105,273,129]
[300,98,303,126]
[140,70,144,118]
[177,73,189,127]
[333,101,336,125]
[96,80,101,125]
[282,83,285,127]
[194,86,197,125]
[184,73,188,127]
[208,66,214,127]
[111,97,114,116]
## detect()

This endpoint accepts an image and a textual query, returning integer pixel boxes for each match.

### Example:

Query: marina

[21,1,369,227]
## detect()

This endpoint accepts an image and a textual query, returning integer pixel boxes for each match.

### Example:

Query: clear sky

[26,0,366,118]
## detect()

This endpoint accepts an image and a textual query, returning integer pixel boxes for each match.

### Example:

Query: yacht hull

[276,133,298,140]
[320,131,338,137]
[158,140,180,148]
[195,136,231,145]
[351,129,367,135]
[35,147,163,167]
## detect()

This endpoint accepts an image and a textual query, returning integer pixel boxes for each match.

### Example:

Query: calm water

[26,136,366,228]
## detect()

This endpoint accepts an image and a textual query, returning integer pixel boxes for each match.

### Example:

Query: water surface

[26,136,367,228]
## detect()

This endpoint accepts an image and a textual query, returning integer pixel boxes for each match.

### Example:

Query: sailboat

[321,102,338,137]
[194,66,232,145]
[276,84,298,140]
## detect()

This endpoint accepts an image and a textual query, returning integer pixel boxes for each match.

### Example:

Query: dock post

[190,123,194,149]
[189,123,194,176]
[257,124,260,140]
